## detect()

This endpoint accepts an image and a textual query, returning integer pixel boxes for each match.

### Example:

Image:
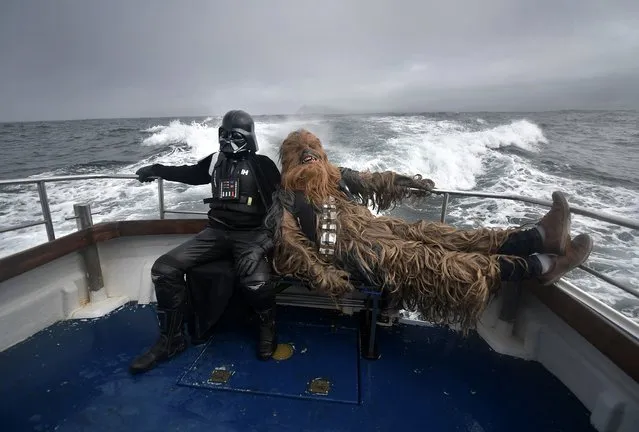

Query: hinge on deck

[307,377,331,395]
[208,367,234,384]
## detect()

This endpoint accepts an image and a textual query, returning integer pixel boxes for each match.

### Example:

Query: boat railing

[1,174,638,305]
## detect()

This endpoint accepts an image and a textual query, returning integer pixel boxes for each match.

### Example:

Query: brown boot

[539,234,593,286]
[537,191,571,255]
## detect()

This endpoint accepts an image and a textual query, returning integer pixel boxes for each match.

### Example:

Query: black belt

[203,195,255,205]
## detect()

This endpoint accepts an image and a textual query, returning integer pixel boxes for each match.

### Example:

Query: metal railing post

[440,193,450,223]
[36,181,55,241]
[0,174,637,306]
[158,178,165,220]
[73,203,104,292]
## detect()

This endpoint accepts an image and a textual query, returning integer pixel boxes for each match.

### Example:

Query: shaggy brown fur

[340,167,436,211]
[280,130,343,206]
[265,129,518,331]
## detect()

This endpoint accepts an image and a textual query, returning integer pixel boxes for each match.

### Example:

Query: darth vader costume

[129,110,281,374]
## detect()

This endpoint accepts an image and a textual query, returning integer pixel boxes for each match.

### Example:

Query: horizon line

[1,108,638,124]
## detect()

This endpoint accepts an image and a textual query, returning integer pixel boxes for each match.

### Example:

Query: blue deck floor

[0,302,595,432]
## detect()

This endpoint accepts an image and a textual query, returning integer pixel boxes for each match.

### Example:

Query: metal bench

[271,275,385,360]
[185,261,386,360]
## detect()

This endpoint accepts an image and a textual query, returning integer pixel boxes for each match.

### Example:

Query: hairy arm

[339,167,435,211]
[263,191,354,296]
[150,154,213,185]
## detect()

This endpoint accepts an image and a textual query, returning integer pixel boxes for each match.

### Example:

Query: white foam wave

[0,116,331,258]
[344,118,547,190]
[1,115,637,321]
[137,116,332,168]
[140,119,220,160]
[141,125,165,133]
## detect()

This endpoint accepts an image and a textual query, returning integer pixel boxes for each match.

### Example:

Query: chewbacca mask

[263,129,537,331]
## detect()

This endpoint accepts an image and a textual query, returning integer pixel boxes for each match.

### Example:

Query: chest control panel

[218,179,239,200]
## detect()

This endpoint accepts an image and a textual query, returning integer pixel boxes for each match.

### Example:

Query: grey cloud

[1,0,638,121]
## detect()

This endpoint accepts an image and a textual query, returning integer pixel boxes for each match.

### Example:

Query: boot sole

[128,343,187,375]
[552,191,570,256]
[543,235,593,286]
[129,361,157,375]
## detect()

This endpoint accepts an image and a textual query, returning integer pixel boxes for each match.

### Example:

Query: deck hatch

[177,321,360,404]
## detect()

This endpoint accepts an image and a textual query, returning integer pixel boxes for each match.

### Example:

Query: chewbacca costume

[256,129,593,332]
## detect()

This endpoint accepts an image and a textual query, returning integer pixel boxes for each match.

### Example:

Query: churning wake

[1,114,637,320]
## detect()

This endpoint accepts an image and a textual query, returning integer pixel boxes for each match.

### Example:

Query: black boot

[129,308,187,374]
[257,308,277,360]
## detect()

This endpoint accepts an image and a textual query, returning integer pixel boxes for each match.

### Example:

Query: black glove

[135,165,157,183]
[236,246,266,277]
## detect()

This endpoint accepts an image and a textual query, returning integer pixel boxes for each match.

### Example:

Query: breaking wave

[1,113,637,321]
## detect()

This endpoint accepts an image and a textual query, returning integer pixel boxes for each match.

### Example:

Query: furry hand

[318,268,354,296]
[398,174,435,198]
[395,173,435,191]
[408,174,435,191]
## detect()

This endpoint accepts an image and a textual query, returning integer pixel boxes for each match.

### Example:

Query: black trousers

[496,227,544,281]
[151,226,276,313]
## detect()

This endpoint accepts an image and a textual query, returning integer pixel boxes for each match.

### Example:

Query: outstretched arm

[339,167,435,212]
[135,154,213,185]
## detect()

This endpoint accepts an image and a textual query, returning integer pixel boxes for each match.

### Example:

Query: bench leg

[368,296,379,358]
[360,295,381,360]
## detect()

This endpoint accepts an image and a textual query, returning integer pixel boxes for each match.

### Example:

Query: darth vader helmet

[218,110,258,155]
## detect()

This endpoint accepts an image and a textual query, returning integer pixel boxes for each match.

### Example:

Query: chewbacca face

[280,129,328,173]
[280,129,342,203]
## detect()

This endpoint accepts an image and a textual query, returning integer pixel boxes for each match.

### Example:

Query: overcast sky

[1,0,638,121]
